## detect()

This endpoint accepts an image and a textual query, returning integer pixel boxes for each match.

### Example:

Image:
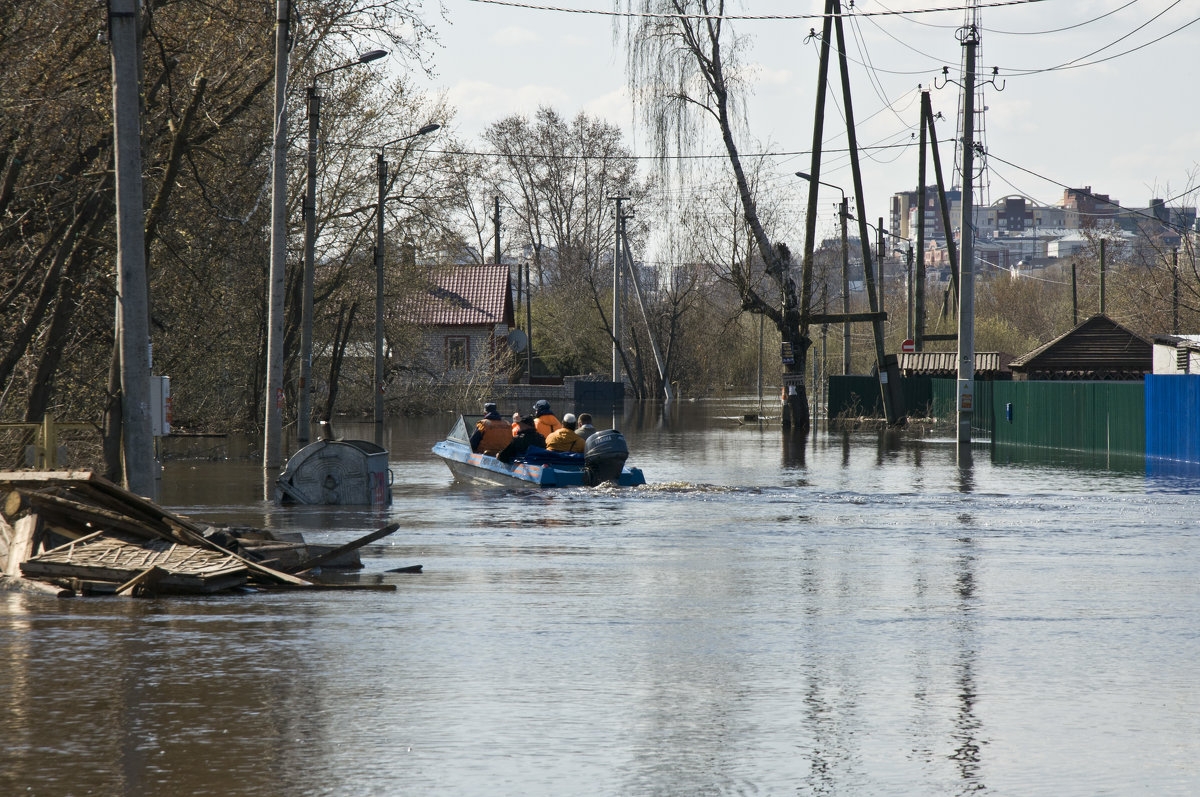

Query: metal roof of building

[406,264,514,327]
[899,351,1011,376]
[1009,314,1151,378]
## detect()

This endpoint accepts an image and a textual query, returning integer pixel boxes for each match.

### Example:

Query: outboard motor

[584,429,629,486]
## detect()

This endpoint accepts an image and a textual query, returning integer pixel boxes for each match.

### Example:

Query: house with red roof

[405,264,516,382]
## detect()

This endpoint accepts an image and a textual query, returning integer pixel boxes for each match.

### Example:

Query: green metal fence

[992,381,1144,456]
[930,378,995,437]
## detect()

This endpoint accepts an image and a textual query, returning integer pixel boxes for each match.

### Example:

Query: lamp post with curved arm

[299,49,387,447]
[373,124,441,446]
[796,172,851,376]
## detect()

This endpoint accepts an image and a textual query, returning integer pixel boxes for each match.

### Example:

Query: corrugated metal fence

[830,375,1146,451]
[992,381,1144,456]
[1145,375,1200,463]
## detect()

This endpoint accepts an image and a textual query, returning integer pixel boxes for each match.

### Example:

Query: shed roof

[1009,314,1151,378]
[405,264,514,327]
[899,351,1011,376]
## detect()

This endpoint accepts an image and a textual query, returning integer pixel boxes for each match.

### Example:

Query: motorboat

[432,415,645,488]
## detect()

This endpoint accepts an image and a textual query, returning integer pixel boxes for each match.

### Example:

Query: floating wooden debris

[0,471,411,597]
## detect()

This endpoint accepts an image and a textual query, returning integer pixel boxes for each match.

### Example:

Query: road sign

[901,339,915,353]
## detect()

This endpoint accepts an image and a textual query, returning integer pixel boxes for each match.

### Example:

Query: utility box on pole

[150,376,171,437]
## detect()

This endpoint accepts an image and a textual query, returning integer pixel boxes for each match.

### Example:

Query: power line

[983,149,1199,233]
[466,0,1050,21]
[999,3,1199,76]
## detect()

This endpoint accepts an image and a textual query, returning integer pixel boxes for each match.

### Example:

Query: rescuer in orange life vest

[471,402,513,456]
[532,399,562,439]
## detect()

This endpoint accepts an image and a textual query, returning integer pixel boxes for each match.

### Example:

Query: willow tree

[618,0,811,429]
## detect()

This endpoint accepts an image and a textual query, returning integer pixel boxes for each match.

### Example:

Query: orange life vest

[535,413,562,439]
[476,418,513,455]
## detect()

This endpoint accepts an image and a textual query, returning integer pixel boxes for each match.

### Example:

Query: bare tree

[617,0,811,429]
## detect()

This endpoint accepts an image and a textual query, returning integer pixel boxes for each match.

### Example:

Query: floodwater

[3,399,1199,796]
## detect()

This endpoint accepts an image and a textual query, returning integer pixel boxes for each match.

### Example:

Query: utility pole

[906,245,914,341]
[1173,248,1179,334]
[374,150,386,447]
[841,197,850,374]
[493,196,501,265]
[298,84,319,448]
[264,0,290,471]
[1099,238,1107,315]
[916,92,928,351]
[620,221,674,402]
[109,0,154,497]
[525,256,533,379]
[877,217,885,316]
[956,24,978,446]
[611,196,628,384]
[831,1,900,425]
[1072,260,1078,325]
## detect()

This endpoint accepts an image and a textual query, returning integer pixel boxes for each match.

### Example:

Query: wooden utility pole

[915,91,929,351]
[1099,238,1107,315]
[831,0,904,425]
[1173,248,1179,334]
[109,0,155,497]
[840,197,850,374]
[493,196,501,265]
[919,92,958,345]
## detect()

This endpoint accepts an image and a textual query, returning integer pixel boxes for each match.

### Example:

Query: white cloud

[491,26,541,47]
[447,80,571,133]
[582,87,635,127]
[747,62,793,88]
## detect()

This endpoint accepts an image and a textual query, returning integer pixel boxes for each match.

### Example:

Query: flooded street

[3,399,1199,796]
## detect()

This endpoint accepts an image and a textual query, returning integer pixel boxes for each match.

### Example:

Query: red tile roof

[406,264,514,327]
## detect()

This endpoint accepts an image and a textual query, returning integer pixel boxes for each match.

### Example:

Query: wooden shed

[1008,314,1151,381]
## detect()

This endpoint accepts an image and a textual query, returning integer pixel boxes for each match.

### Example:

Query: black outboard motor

[584,429,629,485]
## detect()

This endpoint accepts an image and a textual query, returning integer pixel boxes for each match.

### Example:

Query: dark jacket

[497,428,546,464]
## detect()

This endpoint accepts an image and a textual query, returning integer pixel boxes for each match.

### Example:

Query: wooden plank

[172,526,313,587]
[116,566,167,597]
[293,523,401,573]
[4,514,38,578]
[21,490,176,542]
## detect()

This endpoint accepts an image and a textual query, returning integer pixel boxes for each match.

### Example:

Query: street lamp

[796,172,851,376]
[299,48,387,447]
[373,123,441,446]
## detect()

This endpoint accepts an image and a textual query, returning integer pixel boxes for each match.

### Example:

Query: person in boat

[497,415,546,464]
[545,413,585,453]
[532,399,562,438]
[575,413,597,441]
[511,411,522,437]
[471,402,512,456]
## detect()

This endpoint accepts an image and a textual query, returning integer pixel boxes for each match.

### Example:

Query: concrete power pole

[956,24,978,446]
[109,0,155,497]
[298,84,319,448]
[611,196,628,384]
[264,0,290,470]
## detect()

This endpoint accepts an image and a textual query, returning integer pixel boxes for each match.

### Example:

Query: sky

[413,0,1200,241]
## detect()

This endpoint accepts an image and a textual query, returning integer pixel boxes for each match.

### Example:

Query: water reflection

[6,399,1200,795]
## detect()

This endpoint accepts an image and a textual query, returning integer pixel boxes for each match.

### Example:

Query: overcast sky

[415,0,1200,239]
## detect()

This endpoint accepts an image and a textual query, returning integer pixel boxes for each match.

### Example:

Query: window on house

[446,336,469,371]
